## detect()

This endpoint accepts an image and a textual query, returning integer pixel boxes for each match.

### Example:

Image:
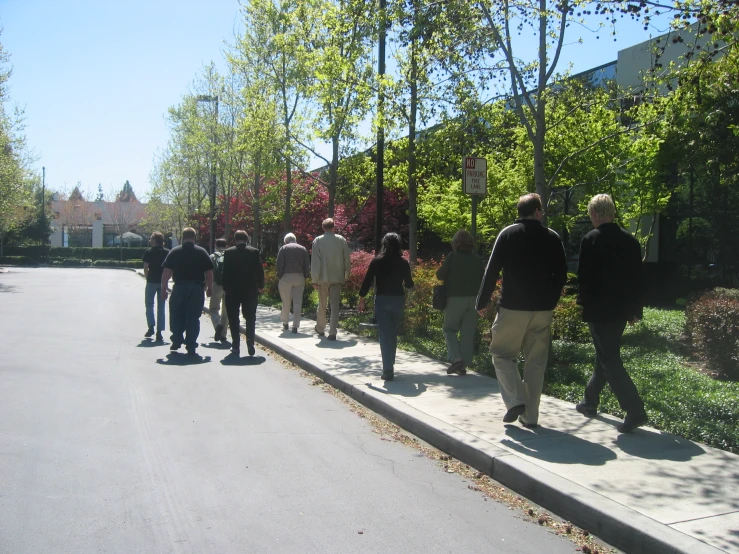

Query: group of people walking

[142,227,264,357]
[141,191,647,434]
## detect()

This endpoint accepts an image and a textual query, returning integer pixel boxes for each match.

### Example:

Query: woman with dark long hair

[358,233,414,381]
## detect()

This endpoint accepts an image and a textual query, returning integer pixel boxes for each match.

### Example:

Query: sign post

[463,157,487,245]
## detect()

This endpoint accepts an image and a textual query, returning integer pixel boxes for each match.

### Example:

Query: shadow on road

[156,353,212,366]
[136,339,162,348]
[315,338,359,349]
[200,341,232,350]
[0,283,19,293]
[220,353,266,366]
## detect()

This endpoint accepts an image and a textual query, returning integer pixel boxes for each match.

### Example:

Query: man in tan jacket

[311,218,351,340]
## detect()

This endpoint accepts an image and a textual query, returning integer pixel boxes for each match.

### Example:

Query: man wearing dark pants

[476,193,567,428]
[577,193,647,433]
[223,230,264,356]
[142,231,169,341]
[161,227,214,356]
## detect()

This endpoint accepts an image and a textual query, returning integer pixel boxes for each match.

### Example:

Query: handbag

[433,284,448,310]
[432,252,453,310]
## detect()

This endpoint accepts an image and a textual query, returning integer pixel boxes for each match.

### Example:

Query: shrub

[686,288,739,379]
[552,295,590,343]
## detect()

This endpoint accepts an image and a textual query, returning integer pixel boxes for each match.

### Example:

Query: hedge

[2,246,147,262]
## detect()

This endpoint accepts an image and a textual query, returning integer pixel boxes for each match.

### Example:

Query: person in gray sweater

[435,229,485,375]
[276,233,311,333]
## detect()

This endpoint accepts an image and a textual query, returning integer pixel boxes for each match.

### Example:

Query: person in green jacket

[435,229,485,375]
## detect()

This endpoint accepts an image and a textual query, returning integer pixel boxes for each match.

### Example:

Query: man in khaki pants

[311,218,351,340]
[476,193,567,428]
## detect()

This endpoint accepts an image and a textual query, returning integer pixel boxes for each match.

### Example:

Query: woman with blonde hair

[435,229,485,375]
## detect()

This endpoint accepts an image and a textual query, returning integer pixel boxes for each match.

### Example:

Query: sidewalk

[252,305,738,554]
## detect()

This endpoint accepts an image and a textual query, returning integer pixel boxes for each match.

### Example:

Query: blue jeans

[375,295,405,374]
[145,282,165,331]
[169,282,205,350]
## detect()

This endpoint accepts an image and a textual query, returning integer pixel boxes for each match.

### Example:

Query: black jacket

[222,243,264,299]
[577,222,643,323]
[476,218,567,311]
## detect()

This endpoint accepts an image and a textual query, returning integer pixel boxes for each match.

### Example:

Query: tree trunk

[328,136,339,218]
[253,155,262,251]
[408,31,418,265]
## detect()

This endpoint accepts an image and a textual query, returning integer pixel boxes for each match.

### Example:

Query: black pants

[584,321,645,415]
[225,294,258,347]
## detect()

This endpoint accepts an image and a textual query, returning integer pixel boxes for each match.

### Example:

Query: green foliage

[0,255,36,265]
[551,295,590,343]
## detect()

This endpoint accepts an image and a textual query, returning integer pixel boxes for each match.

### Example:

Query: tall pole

[375,0,386,254]
[209,97,219,254]
[41,166,46,244]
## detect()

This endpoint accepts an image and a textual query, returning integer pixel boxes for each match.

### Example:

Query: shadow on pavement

[315,338,359,349]
[615,429,705,461]
[0,283,19,293]
[156,353,212,366]
[366,380,428,397]
[501,428,618,466]
[220,353,266,366]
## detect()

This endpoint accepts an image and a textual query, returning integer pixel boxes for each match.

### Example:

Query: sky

[0,0,672,201]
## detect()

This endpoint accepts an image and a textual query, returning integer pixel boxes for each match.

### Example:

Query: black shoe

[292,327,298,334]
[381,372,394,381]
[446,360,465,375]
[617,411,648,433]
[186,348,198,356]
[518,416,538,429]
[247,342,255,356]
[155,331,163,342]
[219,334,229,344]
[231,344,240,354]
[283,323,289,330]
[314,326,325,337]
[503,404,526,423]
[170,342,182,351]
[215,324,224,341]
[576,402,597,417]
[327,334,336,341]
[145,327,155,338]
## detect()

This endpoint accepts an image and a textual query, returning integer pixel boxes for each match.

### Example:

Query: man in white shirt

[311,218,351,340]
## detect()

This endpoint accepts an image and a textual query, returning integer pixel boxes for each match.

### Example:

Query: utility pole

[196,95,219,253]
[375,0,386,254]
[41,167,46,244]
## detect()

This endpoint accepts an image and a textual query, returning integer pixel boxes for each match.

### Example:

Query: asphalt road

[0,268,576,553]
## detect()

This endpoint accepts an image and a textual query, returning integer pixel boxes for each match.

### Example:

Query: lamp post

[375,0,386,255]
[196,94,219,253]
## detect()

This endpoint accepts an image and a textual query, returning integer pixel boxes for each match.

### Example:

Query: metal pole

[209,98,219,254]
[41,166,46,244]
[471,195,477,248]
[375,0,386,254]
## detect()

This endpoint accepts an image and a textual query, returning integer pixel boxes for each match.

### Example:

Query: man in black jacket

[476,193,567,428]
[223,230,264,356]
[576,193,647,433]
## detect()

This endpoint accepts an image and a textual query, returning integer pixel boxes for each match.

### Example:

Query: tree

[309,0,374,217]
[116,180,138,202]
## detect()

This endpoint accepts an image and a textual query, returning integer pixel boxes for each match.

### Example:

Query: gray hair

[588,193,616,220]
[284,233,296,244]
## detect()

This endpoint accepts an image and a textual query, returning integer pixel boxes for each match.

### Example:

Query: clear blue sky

[1,0,670,200]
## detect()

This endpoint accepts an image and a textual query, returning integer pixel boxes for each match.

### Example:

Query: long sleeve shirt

[476,218,567,312]
[359,255,414,297]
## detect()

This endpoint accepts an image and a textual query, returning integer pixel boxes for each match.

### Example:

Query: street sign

[463,157,487,196]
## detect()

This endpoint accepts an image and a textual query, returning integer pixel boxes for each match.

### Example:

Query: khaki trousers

[490,307,553,425]
[208,282,228,333]
[278,273,306,329]
[316,282,342,336]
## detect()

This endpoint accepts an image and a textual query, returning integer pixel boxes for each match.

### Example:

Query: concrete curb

[254,327,725,554]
